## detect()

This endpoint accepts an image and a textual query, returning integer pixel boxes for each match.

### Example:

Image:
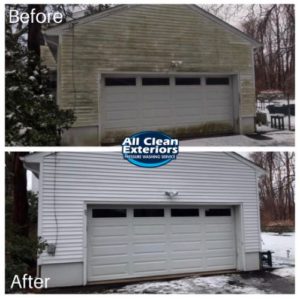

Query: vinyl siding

[55,5,256,127]
[39,152,261,264]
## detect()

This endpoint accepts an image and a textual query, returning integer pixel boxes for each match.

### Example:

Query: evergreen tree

[5,21,75,146]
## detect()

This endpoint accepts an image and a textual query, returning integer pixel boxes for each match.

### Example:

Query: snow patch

[271,267,294,278]
[8,86,19,92]
[261,232,294,267]
[18,127,32,136]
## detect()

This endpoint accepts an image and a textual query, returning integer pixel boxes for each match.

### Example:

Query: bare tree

[249,152,295,228]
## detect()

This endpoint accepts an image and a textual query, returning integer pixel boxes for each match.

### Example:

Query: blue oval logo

[122,131,179,168]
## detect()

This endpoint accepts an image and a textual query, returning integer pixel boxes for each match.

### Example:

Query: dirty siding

[55,5,255,132]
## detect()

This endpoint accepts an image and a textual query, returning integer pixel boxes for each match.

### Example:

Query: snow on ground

[180,132,294,146]
[261,232,295,267]
[108,274,265,294]
[271,267,295,278]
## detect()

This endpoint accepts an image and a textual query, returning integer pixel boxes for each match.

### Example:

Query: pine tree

[5,23,75,146]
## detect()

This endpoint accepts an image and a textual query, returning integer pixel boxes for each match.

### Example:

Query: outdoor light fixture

[170,60,183,69]
[165,191,179,199]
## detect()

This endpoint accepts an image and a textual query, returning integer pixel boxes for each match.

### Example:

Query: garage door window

[206,78,229,85]
[134,209,164,217]
[105,77,136,86]
[142,77,169,86]
[171,208,199,217]
[205,208,231,216]
[175,77,201,85]
[92,209,127,218]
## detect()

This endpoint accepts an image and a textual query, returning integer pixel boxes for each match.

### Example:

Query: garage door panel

[205,249,234,257]
[206,240,234,250]
[171,241,203,252]
[170,233,204,242]
[134,253,169,262]
[205,224,233,233]
[91,263,129,277]
[133,242,167,254]
[170,224,202,234]
[205,231,234,241]
[91,226,129,236]
[206,256,236,268]
[133,261,168,273]
[170,250,205,260]
[91,236,129,246]
[141,108,172,118]
[91,244,129,256]
[171,258,204,270]
[133,224,166,235]
[89,255,130,265]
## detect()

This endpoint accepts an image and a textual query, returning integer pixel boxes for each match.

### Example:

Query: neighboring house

[42,5,261,146]
[23,152,264,288]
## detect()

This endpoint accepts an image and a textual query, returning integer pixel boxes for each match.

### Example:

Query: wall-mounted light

[165,191,179,199]
[170,60,183,69]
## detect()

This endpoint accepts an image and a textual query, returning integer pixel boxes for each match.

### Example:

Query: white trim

[255,174,263,252]
[226,152,265,175]
[239,203,246,270]
[37,159,44,267]
[83,203,88,285]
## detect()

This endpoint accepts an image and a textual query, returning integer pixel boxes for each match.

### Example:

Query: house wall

[54,5,256,143]
[38,152,261,278]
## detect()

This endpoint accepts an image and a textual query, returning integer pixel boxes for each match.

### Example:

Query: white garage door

[87,206,236,282]
[101,75,234,134]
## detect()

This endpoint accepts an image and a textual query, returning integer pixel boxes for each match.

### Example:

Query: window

[92,209,127,218]
[134,209,164,217]
[206,77,229,85]
[105,77,136,86]
[175,77,201,85]
[171,209,199,217]
[205,208,231,217]
[142,77,169,86]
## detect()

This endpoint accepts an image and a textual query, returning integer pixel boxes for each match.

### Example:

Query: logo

[122,131,179,168]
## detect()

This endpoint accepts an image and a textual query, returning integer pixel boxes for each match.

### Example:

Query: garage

[87,206,236,282]
[101,75,235,137]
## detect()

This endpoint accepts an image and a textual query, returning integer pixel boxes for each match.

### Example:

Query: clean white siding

[40,152,260,264]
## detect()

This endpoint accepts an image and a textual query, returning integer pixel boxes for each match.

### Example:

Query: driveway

[180,131,294,146]
[42,269,294,294]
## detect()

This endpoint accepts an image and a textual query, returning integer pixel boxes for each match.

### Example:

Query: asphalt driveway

[42,269,294,294]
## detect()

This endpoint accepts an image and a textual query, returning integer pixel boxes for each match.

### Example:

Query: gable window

[206,77,229,85]
[171,208,199,217]
[134,209,164,217]
[142,77,169,86]
[205,208,231,217]
[105,77,136,86]
[92,209,127,218]
[175,77,201,85]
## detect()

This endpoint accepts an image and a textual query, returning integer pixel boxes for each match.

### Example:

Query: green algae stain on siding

[57,5,256,131]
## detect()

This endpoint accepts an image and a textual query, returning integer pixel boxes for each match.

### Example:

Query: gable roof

[23,152,265,177]
[44,4,261,48]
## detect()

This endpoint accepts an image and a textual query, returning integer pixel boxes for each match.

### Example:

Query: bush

[5,229,47,293]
